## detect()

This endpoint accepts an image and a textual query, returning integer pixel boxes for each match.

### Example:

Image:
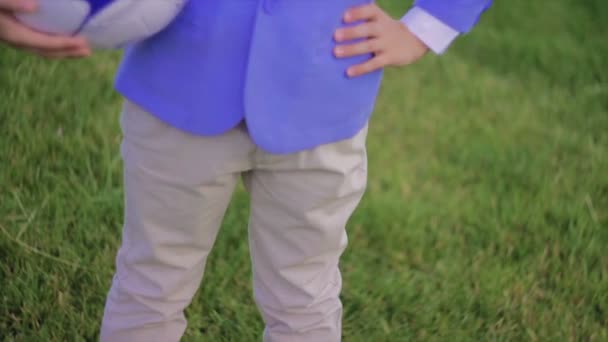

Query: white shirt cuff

[401,7,459,55]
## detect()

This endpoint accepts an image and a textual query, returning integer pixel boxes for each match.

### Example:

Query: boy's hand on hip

[0,0,91,58]
[334,3,428,77]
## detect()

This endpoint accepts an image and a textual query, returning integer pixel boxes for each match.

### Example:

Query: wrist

[401,7,459,55]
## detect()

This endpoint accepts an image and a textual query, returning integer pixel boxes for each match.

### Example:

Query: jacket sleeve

[413,0,493,33]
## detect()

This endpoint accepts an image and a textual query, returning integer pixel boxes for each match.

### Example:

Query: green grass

[1,0,607,340]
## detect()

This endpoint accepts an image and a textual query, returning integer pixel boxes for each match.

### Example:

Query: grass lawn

[1,0,607,340]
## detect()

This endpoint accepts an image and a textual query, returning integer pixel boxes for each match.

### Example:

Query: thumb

[0,0,37,12]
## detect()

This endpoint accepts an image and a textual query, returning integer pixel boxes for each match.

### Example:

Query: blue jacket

[115,0,491,154]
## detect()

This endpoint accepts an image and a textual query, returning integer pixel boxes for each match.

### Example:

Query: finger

[343,3,382,23]
[334,38,382,58]
[0,14,88,50]
[346,55,388,77]
[31,46,92,59]
[334,22,381,42]
[0,0,37,12]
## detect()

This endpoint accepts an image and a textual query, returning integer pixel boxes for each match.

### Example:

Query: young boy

[0,0,491,340]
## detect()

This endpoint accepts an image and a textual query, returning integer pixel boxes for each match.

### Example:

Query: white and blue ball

[16,0,187,49]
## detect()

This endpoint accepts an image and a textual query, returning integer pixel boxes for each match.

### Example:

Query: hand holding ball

[16,0,187,49]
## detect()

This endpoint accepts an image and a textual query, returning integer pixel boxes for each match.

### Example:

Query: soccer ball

[16,0,187,49]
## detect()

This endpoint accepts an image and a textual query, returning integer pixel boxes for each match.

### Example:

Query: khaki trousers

[100,101,368,342]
